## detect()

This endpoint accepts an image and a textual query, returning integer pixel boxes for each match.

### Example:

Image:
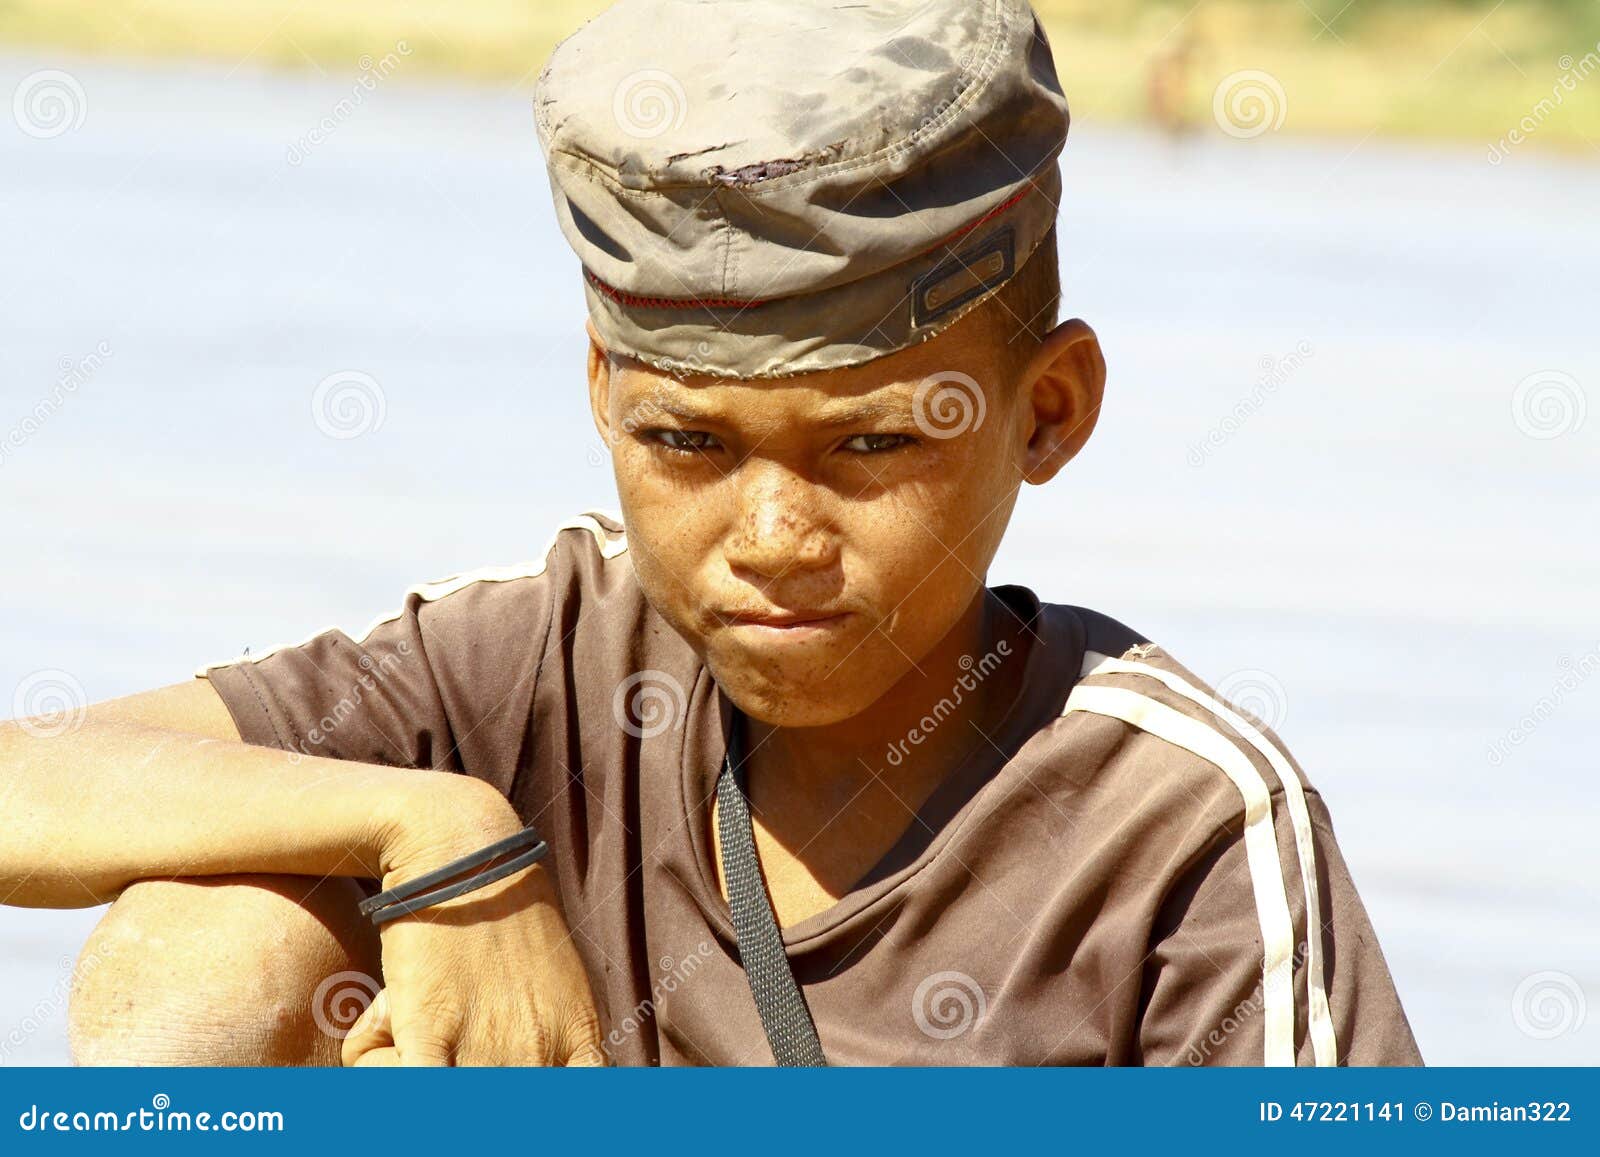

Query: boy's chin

[713,668,887,730]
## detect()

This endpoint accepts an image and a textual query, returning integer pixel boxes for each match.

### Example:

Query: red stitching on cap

[912,183,1030,260]
[584,269,768,310]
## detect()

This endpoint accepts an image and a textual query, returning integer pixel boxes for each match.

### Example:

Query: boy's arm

[0,676,512,908]
[77,674,242,741]
[1137,794,1424,1067]
[1,678,603,1066]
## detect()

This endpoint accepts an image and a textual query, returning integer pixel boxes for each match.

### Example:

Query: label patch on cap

[911,227,1015,329]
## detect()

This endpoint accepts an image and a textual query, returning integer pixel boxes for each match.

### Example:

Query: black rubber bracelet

[359,825,545,919]
[367,840,550,926]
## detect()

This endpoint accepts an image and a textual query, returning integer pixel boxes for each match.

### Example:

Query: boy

[1,0,1420,1066]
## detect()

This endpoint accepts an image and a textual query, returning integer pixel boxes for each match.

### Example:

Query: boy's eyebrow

[628,400,711,423]
[810,398,916,427]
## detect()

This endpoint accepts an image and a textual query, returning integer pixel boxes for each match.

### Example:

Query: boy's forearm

[0,718,518,909]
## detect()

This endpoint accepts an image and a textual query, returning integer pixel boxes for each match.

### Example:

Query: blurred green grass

[1,0,1597,150]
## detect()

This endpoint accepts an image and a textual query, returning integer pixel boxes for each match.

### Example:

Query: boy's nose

[723,472,838,580]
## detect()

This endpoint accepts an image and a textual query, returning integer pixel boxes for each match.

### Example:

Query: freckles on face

[603,356,1021,726]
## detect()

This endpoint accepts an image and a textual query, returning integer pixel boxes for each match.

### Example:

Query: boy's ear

[1017,318,1105,485]
[585,319,614,443]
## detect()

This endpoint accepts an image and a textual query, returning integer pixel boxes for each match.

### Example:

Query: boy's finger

[392,1026,453,1066]
[351,1046,401,1067]
[564,1038,608,1067]
[339,987,392,1067]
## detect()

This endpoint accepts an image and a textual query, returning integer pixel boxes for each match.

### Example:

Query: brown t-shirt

[202,511,1422,1067]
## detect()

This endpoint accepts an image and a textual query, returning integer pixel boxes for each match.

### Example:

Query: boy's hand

[344,781,607,1067]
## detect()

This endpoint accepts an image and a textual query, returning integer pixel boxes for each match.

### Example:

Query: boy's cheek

[614,479,712,576]
[622,527,705,627]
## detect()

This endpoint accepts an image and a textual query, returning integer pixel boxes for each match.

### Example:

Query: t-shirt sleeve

[200,514,624,797]
[1137,792,1424,1067]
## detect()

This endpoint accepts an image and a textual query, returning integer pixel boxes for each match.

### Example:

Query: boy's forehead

[535,0,1068,381]
[613,350,924,420]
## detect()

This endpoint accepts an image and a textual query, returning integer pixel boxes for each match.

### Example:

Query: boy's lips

[718,608,853,633]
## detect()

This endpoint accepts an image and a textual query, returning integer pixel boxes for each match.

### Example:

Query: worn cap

[533,0,1068,379]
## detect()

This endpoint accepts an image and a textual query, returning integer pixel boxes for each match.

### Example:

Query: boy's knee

[68,874,380,1067]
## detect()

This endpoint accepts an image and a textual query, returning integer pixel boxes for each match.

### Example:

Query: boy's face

[587,312,1102,728]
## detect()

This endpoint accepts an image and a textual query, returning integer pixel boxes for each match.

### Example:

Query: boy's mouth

[719,608,853,636]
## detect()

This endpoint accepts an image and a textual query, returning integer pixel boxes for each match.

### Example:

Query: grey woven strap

[715,740,827,1067]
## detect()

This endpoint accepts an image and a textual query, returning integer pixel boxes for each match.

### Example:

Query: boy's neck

[734,587,1028,915]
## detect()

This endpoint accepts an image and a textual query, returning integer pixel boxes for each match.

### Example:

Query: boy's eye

[647,429,722,454]
[840,433,914,454]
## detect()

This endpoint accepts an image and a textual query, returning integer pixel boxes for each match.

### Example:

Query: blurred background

[1,0,1596,1065]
